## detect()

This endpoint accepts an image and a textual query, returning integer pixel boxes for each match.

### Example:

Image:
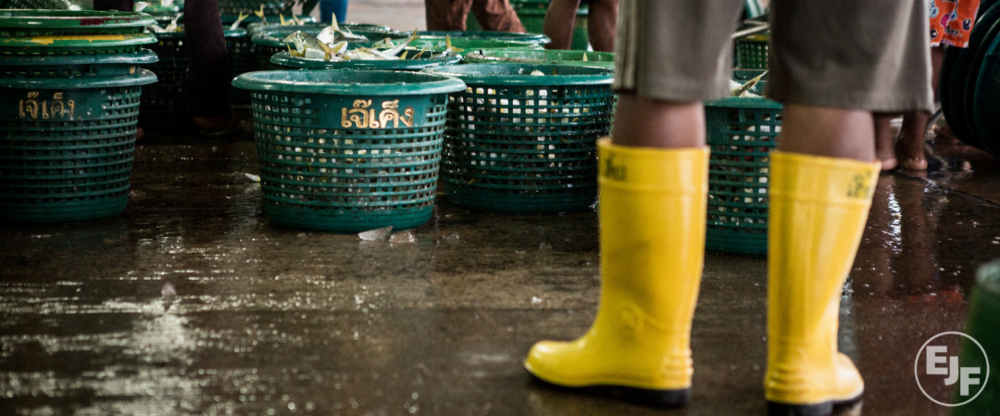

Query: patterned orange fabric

[930,0,982,48]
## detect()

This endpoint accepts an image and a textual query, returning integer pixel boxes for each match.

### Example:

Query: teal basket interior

[428,63,614,213]
[704,70,781,256]
[232,70,467,232]
[736,34,769,69]
[0,71,156,223]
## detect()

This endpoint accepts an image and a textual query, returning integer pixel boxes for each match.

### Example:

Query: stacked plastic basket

[704,70,780,256]
[940,1,1000,155]
[427,63,614,213]
[0,10,158,223]
[233,70,466,232]
[141,28,246,121]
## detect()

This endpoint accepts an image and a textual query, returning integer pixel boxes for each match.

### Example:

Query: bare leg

[895,110,930,170]
[586,0,618,52]
[610,92,705,148]
[543,0,579,50]
[778,104,874,162]
[894,46,944,169]
[471,0,525,32]
[873,112,898,170]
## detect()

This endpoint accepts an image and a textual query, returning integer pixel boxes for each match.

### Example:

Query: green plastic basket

[0,49,157,78]
[269,50,461,71]
[963,4,1000,156]
[518,4,589,50]
[250,22,392,37]
[226,14,317,31]
[974,36,1000,156]
[0,70,157,223]
[736,33,769,69]
[415,31,550,45]
[0,0,74,9]
[232,70,467,232]
[953,260,1000,414]
[0,10,155,36]
[941,2,1000,150]
[704,70,780,256]
[464,49,613,68]
[141,29,245,116]
[426,63,614,213]
[0,33,157,56]
[251,24,404,70]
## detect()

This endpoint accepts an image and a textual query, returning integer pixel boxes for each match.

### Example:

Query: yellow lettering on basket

[341,99,415,129]
[18,91,75,120]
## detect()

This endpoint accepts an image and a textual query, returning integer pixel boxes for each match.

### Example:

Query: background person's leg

[895,46,945,169]
[93,0,133,11]
[186,0,233,129]
[320,0,348,22]
[424,0,473,30]
[542,0,580,50]
[873,112,899,170]
[471,0,525,32]
[586,0,617,52]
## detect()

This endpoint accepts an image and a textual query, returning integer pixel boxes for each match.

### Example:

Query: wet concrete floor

[1,123,999,415]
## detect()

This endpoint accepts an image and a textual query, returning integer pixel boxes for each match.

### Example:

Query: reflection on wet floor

[1,130,999,415]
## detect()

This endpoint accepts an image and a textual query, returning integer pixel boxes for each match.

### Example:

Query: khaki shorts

[614,0,934,112]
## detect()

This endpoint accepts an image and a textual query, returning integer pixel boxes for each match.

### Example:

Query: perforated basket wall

[0,49,158,79]
[429,64,614,213]
[704,71,781,256]
[141,30,244,116]
[736,34,769,69]
[232,70,467,232]
[0,71,156,223]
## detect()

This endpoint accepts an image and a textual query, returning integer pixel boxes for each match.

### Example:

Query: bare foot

[879,155,898,171]
[894,139,928,171]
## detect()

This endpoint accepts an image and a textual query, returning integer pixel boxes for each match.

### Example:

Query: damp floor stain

[2,129,999,415]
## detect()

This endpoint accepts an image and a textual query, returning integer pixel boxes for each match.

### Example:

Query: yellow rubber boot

[765,151,879,416]
[524,139,709,407]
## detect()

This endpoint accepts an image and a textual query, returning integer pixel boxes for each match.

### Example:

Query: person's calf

[873,113,899,171]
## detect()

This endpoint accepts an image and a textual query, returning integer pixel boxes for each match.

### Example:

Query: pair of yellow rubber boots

[524,139,879,416]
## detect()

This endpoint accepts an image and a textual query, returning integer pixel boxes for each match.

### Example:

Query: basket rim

[0,32,158,48]
[425,63,613,86]
[232,69,467,95]
[0,10,155,29]
[406,37,540,51]
[0,68,157,88]
[153,28,246,39]
[414,30,550,45]
[269,50,460,70]
[0,48,158,66]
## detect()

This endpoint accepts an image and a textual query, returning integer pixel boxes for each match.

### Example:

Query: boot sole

[767,393,863,416]
[528,372,691,407]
